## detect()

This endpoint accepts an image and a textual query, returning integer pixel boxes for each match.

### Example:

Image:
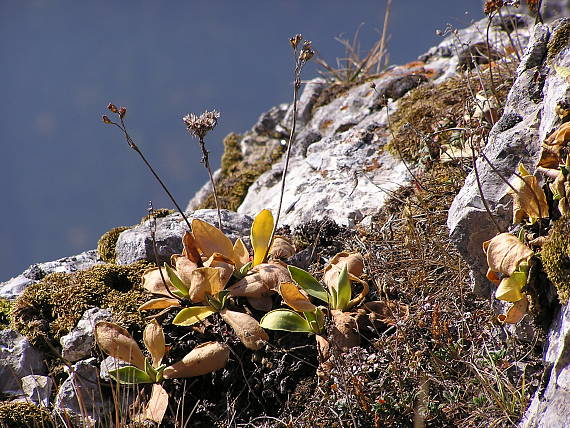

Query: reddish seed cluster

[102,103,127,124]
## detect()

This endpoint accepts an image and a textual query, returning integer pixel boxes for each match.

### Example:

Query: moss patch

[386,68,513,162]
[140,208,175,224]
[97,226,130,263]
[546,19,570,64]
[0,299,11,330]
[0,401,54,428]
[10,261,152,347]
[542,215,570,304]
[197,133,284,211]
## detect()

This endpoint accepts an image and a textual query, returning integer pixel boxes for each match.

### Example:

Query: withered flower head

[290,34,302,50]
[483,0,504,14]
[300,40,314,62]
[107,103,119,113]
[118,107,127,119]
[182,110,220,140]
[102,115,111,124]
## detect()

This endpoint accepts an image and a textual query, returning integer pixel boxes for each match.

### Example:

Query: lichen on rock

[10,261,152,347]
[541,215,570,304]
[97,226,130,263]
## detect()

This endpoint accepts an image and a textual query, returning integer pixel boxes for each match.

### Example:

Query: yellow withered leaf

[483,233,533,277]
[94,322,146,370]
[143,320,165,368]
[139,297,181,311]
[497,295,529,324]
[162,342,229,379]
[495,270,527,302]
[188,267,224,304]
[191,218,234,259]
[279,282,316,312]
[220,309,269,350]
[232,238,250,269]
[251,209,274,266]
[508,163,549,223]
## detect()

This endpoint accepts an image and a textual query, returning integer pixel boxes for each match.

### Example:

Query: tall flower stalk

[183,110,223,230]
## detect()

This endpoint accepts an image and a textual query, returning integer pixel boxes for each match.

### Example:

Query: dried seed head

[300,40,314,62]
[483,0,504,14]
[102,115,111,124]
[290,34,302,50]
[107,103,119,113]
[119,107,127,119]
[182,110,220,140]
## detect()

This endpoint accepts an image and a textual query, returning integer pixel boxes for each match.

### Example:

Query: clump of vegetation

[97,226,130,263]
[541,215,570,304]
[546,19,570,64]
[196,133,284,211]
[0,401,54,428]
[0,299,11,329]
[140,208,174,223]
[10,261,151,346]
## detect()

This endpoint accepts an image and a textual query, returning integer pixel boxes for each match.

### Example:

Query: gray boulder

[0,250,101,300]
[60,308,112,362]
[115,209,253,265]
[19,375,53,407]
[0,329,47,396]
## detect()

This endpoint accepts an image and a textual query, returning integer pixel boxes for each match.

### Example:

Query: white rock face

[60,308,112,362]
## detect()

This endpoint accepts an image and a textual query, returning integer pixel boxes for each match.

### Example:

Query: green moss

[547,20,570,64]
[541,216,570,304]
[140,208,175,224]
[97,226,130,263]
[197,133,284,211]
[0,401,54,428]
[10,261,152,347]
[0,299,11,330]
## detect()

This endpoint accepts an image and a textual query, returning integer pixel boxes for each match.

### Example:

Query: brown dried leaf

[269,236,296,260]
[220,309,269,350]
[508,164,549,223]
[228,261,291,298]
[94,322,146,370]
[182,231,202,266]
[163,342,229,379]
[143,320,165,368]
[142,267,176,298]
[143,384,169,424]
[323,252,364,290]
[203,253,235,285]
[363,300,410,325]
[330,310,360,349]
[497,295,529,324]
[192,218,234,259]
[483,233,533,277]
[188,267,223,304]
[279,282,316,312]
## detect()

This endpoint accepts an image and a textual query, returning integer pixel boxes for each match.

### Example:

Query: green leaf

[240,261,253,276]
[304,310,323,334]
[260,309,314,333]
[315,307,325,331]
[335,265,352,310]
[288,266,329,303]
[173,306,216,326]
[164,263,189,297]
[145,358,158,382]
[251,209,274,266]
[108,366,154,384]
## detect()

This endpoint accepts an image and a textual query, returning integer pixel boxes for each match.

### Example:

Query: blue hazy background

[0,1,483,280]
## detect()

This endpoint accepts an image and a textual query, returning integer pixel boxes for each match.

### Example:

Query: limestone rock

[0,250,101,300]
[19,375,53,407]
[520,303,570,428]
[54,358,113,424]
[60,308,112,362]
[0,329,47,396]
[115,209,253,265]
